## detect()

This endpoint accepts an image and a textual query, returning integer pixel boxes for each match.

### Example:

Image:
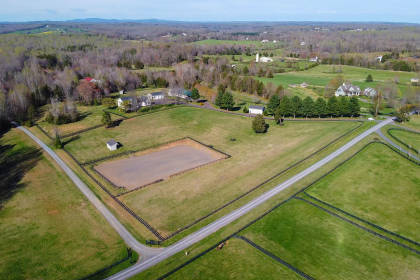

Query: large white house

[256,53,273,63]
[363,87,377,97]
[117,96,137,110]
[249,105,265,115]
[147,92,165,100]
[335,83,361,96]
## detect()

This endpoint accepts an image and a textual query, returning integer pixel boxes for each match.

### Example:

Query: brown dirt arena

[94,138,227,190]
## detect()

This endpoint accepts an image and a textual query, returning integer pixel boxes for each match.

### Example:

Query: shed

[249,105,265,115]
[106,139,118,151]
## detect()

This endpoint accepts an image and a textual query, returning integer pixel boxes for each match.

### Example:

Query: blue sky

[0,0,419,23]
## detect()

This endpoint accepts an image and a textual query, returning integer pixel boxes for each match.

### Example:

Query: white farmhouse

[256,53,273,63]
[363,87,377,97]
[106,139,118,151]
[117,96,137,110]
[249,105,265,115]
[335,83,361,97]
[147,92,165,100]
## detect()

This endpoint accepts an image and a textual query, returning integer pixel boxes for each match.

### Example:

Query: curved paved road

[105,118,394,280]
[15,125,163,259]
[17,119,393,279]
[376,128,420,161]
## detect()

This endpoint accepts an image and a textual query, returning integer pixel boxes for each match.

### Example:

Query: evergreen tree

[314,97,327,118]
[327,96,339,117]
[267,95,280,115]
[102,111,112,128]
[278,96,291,117]
[252,115,267,133]
[215,91,225,108]
[54,130,63,149]
[222,91,235,110]
[349,96,361,117]
[302,97,315,118]
[365,74,373,82]
[191,88,200,100]
[256,82,265,96]
[291,96,302,118]
[338,97,351,117]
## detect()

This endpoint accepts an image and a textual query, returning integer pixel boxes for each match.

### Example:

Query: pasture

[0,129,129,280]
[387,128,420,153]
[64,106,359,235]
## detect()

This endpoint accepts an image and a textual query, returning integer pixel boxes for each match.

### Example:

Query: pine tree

[223,91,234,110]
[102,111,112,128]
[349,96,360,117]
[252,115,267,133]
[338,97,350,117]
[291,96,302,118]
[327,96,339,117]
[278,96,291,117]
[314,98,327,118]
[215,91,225,108]
[267,95,280,115]
[365,74,373,82]
[191,88,200,100]
[302,97,315,118]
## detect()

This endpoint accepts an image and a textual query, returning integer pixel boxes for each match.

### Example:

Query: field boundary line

[295,197,420,255]
[387,127,419,154]
[303,192,420,247]
[159,121,363,241]
[234,235,315,280]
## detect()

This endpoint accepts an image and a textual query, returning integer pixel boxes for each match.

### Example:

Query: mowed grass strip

[163,238,304,280]
[241,199,420,280]
[0,129,128,280]
[67,107,358,234]
[388,128,420,153]
[307,142,420,241]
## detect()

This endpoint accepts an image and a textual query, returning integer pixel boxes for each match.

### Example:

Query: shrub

[243,106,249,113]
[252,115,267,133]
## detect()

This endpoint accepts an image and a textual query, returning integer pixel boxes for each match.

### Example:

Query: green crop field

[0,129,129,280]
[164,238,303,280]
[64,106,359,235]
[307,142,420,241]
[240,198,420,279]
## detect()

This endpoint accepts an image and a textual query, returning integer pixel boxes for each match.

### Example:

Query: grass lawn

[37,104,120,137]
[388,128,420,153]
[0,129,129,280]
[241,199,420,280]
[64,107,359,235]
[307,142,420,241]
[257,64,416,94]
[400,114,420,131]
[163,238,303,280]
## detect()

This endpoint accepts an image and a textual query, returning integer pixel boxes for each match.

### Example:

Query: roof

[249,105,265,110]
[84,77,93,82]
[138,95,150,101]
[119,96,135,101]
[183,90,192,97]
[151,92,164,96]
[338,83,360,92]
[107,139,117,146]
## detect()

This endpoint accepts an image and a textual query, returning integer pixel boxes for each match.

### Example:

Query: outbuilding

[249,105,265,115]
[106,139,118,151]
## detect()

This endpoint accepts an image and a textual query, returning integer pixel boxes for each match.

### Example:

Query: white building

[117,96,137,110]
[363,87,377,97]
[249,105,265,115]
[309,56,319,62]
[300,41,306,46]
[147,92,165,100]
[256,53,273,63]
[335,83,361,97]
[261,39,269,43]
[106,139,118,151]
[411,78,419,86]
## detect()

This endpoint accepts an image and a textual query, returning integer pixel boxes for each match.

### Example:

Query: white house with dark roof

[363,87,377,97]
[335,83,361,97]
[106,139,118,151]
[249,105,265,115]
[117,96,137,110]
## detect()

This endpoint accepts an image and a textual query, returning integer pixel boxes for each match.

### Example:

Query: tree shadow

[62,135,80,146]
[0,140,42,208]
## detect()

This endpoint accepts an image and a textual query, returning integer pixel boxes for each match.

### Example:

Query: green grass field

[400,115,420,131]
[241,198,420,279]
[164,238,303,280]
[0,129,130,280]
[37,104,120,137]
[388,128,420,153]
[307,142,420,241]
[257,64,416,95]
[64,107,359,235]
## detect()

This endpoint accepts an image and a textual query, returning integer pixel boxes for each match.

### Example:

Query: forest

[0,21,419,130]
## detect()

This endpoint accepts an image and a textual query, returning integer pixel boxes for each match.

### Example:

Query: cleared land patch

[95,138,227,190]
[306,142,420,241]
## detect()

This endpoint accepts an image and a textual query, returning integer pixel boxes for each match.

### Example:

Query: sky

[0,0,419,23]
